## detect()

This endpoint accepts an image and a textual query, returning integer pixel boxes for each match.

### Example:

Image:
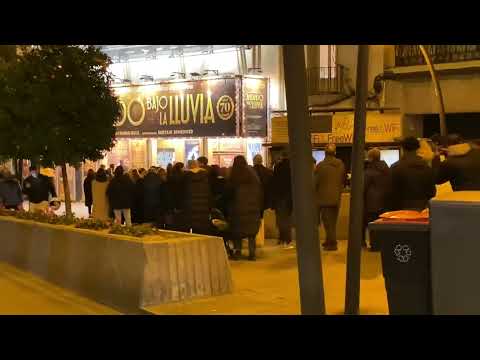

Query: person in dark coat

[210,164,227,214]
[83,169,95,217]
[131,170,145,224]
[225,155,262,261]
[0,168,23,210]
[184,160,212,235]
[166,163,173,179]
[271,152,293,247]
[167,162,189,232]
[106,166,135,226]
[364,148,392,251]
[253,154,273,217]
[23,166,57,213]
[433,134,480,191]
[390,136,436,211]
[142,167,166,226]
[198,156,217,195]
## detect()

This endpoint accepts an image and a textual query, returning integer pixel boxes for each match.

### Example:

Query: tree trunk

[283,45,326,315]
[13,158,23,183]
[61,163,72,217]
[344,45,369,315]
[18,159,23,184]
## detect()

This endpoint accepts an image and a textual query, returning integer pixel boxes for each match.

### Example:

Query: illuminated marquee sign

[114,78,239,138]
[243,77,268,137]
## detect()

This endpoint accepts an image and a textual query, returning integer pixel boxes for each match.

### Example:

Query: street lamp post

[418,45,447,137]
[283,45,326,315]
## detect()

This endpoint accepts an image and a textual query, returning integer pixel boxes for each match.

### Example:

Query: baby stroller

[210,208,234,258]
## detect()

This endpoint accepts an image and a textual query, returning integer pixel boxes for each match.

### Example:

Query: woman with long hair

[225,155,262,261]
[83,169,95,217]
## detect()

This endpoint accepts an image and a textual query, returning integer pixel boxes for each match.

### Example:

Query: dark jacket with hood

[142,172,168,222]
[271,158,293,212]
[390,153,436,211]
[434,143,480,191]
[168,171,186,212]
[364,159,392,214]
[23,174,57,204]
[0,175,23,207]
[184,168,212,232]
[225,166,262,238]
[131,177,145,224]
[106,174,135,210]
[314,155,346,207]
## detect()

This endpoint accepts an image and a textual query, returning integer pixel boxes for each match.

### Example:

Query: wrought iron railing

[306,65,346,95]
[395,45,480,67]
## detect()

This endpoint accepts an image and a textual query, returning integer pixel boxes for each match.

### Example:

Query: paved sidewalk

[0,262,120,315]
[146,239,389,315]
[14,202,388,315]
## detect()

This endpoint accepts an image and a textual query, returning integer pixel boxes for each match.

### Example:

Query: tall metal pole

[419,45,447,136]
[283,45,326,315]
[344,45,369,315]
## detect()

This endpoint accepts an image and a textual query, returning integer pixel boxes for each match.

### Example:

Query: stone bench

[0,216,233,313]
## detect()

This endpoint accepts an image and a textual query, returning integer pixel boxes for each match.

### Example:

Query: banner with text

[243,77,268,137]
[273,113,402,144]
[114,78,238,138]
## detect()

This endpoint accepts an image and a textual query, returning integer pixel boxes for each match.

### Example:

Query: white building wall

[108,46,286,112]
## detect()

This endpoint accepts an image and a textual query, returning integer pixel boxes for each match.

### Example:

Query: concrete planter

[0,216,233,313]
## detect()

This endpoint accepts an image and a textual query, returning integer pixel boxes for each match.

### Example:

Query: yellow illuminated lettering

[204,94,214,123]
[181,94,189,124]
[175,95,180,125]
[199,93,204,124]
[189,93,200,124]
[169,96,174,125]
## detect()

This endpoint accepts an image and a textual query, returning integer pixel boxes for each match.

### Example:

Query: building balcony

[389,45,480,78]
[395,45,480,67]
[306,65,347,95]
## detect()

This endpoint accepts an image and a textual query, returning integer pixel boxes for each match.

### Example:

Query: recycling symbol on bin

[394,244,412,263]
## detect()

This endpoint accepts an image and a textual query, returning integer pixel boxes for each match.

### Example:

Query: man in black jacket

[390,137,436,211]
[433,134,480,191]
[184,160,212,235]
[23,166,57,213]
[271,152,293,248]
[142,167,167,226]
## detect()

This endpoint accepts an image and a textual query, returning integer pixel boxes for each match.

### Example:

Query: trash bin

[369,219,431,315]
[430,191,480,314]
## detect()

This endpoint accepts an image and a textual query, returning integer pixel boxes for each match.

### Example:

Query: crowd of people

[2,132,480,259]
[82,155,274,261]
[0,165,57,213]
[363,134,480,251]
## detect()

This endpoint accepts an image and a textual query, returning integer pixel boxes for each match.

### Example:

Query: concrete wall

[0,217,233,312]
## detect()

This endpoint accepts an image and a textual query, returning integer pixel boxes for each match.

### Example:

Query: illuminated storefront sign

[272,113,402,144]
[115,78,239,138]
[243,77,268,137]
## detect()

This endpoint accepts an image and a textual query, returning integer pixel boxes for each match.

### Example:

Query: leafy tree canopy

[0,45,121,166]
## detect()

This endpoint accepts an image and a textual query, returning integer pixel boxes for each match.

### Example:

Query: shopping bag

[255,218,265,247]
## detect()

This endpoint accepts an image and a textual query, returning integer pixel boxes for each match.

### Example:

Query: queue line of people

[84,156,269,261]
[3,133,480,258]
